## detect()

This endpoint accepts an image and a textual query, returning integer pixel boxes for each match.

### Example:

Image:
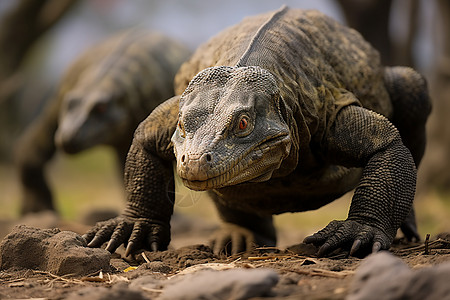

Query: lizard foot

[400,210,421,242]
[82,216,170,256]
[210,223,276,256]
[303,220,391,257]
[210,223,256,256]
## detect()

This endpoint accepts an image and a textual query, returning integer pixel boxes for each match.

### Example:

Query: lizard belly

[211,165,362,215]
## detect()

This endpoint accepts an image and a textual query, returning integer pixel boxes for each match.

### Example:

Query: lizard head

[55,72,131,154]
[172,66,291,191]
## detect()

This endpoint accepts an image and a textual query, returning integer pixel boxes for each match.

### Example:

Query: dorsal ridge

[236,5,289,68]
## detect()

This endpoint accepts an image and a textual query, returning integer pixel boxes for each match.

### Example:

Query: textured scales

[173,66,291,190]
[15,29,190,214]
[84,7,431,257]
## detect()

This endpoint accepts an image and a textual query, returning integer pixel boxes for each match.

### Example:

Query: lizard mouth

[180,133,290,191]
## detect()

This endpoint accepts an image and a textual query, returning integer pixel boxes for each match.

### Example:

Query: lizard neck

[236,5,289,68]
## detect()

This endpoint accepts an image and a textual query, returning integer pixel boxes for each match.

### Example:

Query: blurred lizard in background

[15,29,191,215]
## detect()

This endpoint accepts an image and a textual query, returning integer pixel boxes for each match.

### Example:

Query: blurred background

[0,0,449,248]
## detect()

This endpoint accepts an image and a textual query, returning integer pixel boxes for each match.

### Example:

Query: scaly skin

[84,7,431,257]
[15,29,190,215]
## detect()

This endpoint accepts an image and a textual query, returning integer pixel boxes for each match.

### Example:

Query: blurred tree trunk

[419,0,450,191]
[0,0,79,161]
[392,0,419,67]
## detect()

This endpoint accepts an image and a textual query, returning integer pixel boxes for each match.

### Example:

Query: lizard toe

[304,220,345,247]
[310,219,393,257]
[210,223,257,256]
[105,221,134,253]
[86,220,118,248]
[146,223,170,252]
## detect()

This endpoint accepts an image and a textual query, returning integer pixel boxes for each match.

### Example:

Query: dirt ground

[1,212,450,300]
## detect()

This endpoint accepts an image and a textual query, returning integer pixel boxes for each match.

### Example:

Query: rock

[347,251,450,300]
[138,261,172,273]
[160,268,279,300]
[65,286,147,300]
[0,225,110,276]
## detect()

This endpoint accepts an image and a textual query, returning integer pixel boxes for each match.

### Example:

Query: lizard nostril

[206,154,212,162]
[181,154,186,164]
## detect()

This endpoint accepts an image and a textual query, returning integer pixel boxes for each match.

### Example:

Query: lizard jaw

[179,134,290,191]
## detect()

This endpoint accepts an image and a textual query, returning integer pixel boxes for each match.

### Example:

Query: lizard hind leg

[384,66,432,241]
[384,66,431,166]
[210,193,277,255]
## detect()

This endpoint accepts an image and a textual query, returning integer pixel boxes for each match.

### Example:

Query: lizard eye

[178,120,186,138]
[239,117,248,130]
[235,115,252,137]
[93,102,109,115]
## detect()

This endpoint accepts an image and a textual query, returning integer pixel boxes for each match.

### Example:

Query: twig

[283,267,354,278]
[33,270,81,283]
[229,257,242,264]
[247,253,308,261]
[141,287,164,293]
[81,276,108,282]
[254,246,281,251]
[3,278,28,284]
[395,238,450,254]
[248,256,281,261]
[424,234,430,255]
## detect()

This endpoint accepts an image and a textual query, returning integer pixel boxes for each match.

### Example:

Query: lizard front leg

[83,136,175,255]
[84,96,179,255]
[210,193,276,255]
[304,105,416,256]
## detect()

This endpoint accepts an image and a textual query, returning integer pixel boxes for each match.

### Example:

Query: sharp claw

[317,243,331,257]
[82,231,97,244]
[105,239,119,253]
[87,235,104,248]
[151,241,158,252]
[125,241,135,257]
[213,235,229,256]
[372,241,382,253]
[350,239,362,256]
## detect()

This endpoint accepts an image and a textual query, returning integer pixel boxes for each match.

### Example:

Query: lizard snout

[178,152,214,181]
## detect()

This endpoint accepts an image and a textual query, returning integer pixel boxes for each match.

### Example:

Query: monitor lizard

[84,7,431,257]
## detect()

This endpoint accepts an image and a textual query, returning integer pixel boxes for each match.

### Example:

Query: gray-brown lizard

[84,7,431,257]
[15,29,191,215]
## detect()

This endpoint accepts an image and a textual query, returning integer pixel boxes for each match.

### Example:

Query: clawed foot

[82,216,170,256]
[400,210,421,242]
[303,220,392,257]
[210,223,256,255]
[210,223,276,255]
